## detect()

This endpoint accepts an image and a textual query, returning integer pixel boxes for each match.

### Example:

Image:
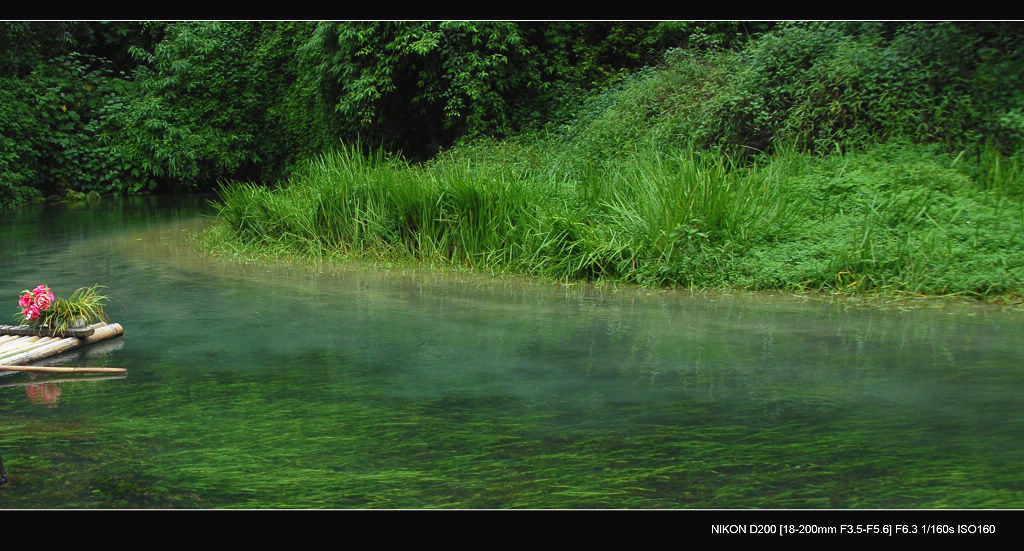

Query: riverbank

[196,223,1024,321]
[200,139,1024,308]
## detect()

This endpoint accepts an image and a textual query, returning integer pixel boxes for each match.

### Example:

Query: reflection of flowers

[25,382,62,408]
[18,285,54,322]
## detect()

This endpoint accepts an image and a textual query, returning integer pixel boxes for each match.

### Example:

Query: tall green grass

[207,143,800,283]
[205,140,1024,300]
[211,145,545,267]
[728,142,1024,297]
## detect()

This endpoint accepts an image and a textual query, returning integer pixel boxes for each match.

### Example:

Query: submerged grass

[204,139,1024,301]
[4,364,1022,508]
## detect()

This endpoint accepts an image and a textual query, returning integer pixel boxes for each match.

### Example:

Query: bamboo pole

[0,365,126,374]
[0,375,125,388]
[83,323,123,344]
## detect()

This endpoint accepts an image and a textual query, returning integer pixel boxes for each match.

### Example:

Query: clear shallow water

[1,196,1023,508]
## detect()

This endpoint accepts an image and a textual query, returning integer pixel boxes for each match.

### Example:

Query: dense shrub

[559,22,1024,163]
[107,22,268,190]
[0,53,143,202]
[27,53,142,195]
[719,22,1024,154]
[0,77,45,208]
[1,23,166,205]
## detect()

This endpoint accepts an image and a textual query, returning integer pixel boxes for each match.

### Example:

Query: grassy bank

[202,23,1024,301]
[202,139,1024,301]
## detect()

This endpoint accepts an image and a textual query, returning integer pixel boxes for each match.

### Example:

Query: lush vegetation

[203,138,1024,298]
[5,21,1024,299]
[2,21,714,205]
[204,21,1024,299]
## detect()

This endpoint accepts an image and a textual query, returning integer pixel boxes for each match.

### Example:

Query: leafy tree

[27,53,139,194]
[0,21,164,78]
[0,76,45,207]
[110,21,266,189]
[298,22,524,158]
[295,21,699,160]
[659,21,1024,157]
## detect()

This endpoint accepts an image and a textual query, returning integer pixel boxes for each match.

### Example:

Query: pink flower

[17,284,54,322]
[33,293,52,310]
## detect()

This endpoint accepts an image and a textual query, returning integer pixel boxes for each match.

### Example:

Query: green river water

[1,196,1023,509]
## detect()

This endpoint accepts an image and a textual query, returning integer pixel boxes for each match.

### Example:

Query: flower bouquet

[14,284,109,336]
[18,284,54,322]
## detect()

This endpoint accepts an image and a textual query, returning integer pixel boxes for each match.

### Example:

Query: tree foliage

[2,21,1024,210]
[108,22,267,189]
[708,22,1024,156]
[294,21,677,159]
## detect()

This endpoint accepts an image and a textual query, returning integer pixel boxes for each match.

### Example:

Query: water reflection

[21,378,62,408]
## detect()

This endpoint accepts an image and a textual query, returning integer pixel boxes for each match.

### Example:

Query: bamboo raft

[0,322,125,373]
